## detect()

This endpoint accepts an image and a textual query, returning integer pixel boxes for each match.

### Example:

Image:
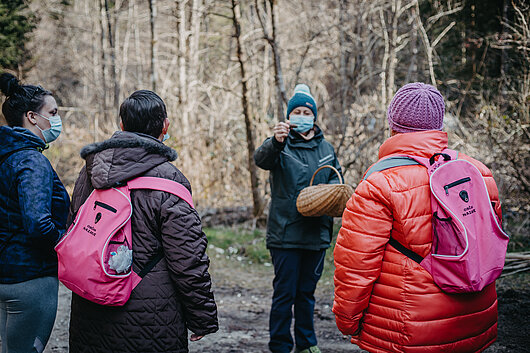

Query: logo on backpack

[459,190,469,202]
[83,224,97,236]
[364,149,509,293]
[462,205,476,216]
[55,176,195,306]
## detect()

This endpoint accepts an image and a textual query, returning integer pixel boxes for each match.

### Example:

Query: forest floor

[44,241,530,353]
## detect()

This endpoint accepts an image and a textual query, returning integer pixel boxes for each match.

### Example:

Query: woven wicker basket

[296,165,354,217]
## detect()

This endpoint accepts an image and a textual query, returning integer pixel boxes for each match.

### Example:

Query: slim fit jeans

[0,276,58,353]
[269,248,326,353]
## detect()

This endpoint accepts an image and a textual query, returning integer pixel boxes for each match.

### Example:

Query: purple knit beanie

[387,82,445,133]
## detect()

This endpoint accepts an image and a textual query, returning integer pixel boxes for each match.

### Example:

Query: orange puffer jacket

[333,131,501,353]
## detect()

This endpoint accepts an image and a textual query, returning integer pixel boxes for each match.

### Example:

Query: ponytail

[0,73,52,127]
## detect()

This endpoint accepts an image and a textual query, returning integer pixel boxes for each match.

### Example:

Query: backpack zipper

[444,177,471,195]
[94,201,117,213]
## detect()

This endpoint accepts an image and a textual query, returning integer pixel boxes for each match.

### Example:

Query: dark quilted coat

[67,131,218,353]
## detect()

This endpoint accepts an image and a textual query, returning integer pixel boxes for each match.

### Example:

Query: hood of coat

[80,131,178,189]
[287,124,324,149]
[0,126,46,159]
[379,130,448,159]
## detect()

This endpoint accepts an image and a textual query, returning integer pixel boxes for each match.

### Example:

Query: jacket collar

[80,131,177,161]
[0,126,46,158]
[81,131,178,189]
[378,130,448,159]
[287,125,324,149]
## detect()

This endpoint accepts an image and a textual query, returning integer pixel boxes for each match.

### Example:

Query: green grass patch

[204,224,529,294]
[204,223,342,286]
[320,223,342,286]
[204,227,271,264]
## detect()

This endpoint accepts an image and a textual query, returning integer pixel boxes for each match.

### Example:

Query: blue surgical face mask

[34,112,62,143]
[162,133,170,143]
[289,115,314,133]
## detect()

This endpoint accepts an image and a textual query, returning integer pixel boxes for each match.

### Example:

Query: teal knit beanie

[286,84,317,119]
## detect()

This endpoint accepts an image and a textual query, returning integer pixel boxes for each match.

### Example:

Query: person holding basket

[254,84,343,353]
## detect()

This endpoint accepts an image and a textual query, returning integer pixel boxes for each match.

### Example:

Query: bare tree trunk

[379,7,390,105]
[415,1,458,88]
[91,0,101,141]
[133,0,143,86]
[387,0,401,101]
[231,0,263,217]
[255,0,287,121]
[268,0,287,119]
[149,0,157,91]
[104,0,119,118]
[262,44,272,118]
[98,0,108,123]
[415,4,435,86]
[119,0,133,93]
[190,0,202,116]
[174,0,181,117]
[114,0,122,104]
[500,0,509,96]
[339,0,348,131]
[376,1,418,103]
[178,0,190,135]
[406,5,418,82]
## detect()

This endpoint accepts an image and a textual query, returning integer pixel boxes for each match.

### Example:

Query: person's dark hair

[120,90,167,138]
[0,72,52,127]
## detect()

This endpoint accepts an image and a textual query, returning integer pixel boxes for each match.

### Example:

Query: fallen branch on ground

[502,252,530,277]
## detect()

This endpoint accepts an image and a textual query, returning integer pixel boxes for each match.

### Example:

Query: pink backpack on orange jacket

[364,149,509,293]
[55,177,194,306]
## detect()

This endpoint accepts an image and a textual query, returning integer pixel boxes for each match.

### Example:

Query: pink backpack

[55,177,194,306]
[364,149,509,293]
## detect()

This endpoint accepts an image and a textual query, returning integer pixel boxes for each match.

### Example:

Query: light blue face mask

[34,112,62,143]
[162,133,170,143]
[289,115,314,133]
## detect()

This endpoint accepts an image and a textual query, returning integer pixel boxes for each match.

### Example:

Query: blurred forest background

[1,0,529,242]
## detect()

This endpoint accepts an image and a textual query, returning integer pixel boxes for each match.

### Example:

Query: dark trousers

[0,276,58,353]
[268,248,326,353]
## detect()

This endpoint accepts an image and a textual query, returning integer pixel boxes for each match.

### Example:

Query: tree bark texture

[231,0,263,217]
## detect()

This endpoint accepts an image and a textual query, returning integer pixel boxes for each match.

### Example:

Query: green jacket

[254,126,342,250]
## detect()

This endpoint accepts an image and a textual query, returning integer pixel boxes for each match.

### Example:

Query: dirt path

[44,254,529,353]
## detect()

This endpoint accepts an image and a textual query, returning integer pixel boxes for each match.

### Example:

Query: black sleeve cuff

[271,136,286,150]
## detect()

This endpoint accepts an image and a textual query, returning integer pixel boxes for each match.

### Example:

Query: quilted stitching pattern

[68,132,218,353]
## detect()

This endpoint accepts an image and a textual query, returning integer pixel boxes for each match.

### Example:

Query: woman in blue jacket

[254,84,342,353]
[0,73,69,353]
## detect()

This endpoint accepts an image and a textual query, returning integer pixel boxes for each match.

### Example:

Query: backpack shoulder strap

[363,148,459,181]
[366,149,460,265]
[363,156,420,181]
[137,250,164,278]
[444,148,458,160]
[127,177,194,208]
[126,176,194,278]
[389,237,424,264]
